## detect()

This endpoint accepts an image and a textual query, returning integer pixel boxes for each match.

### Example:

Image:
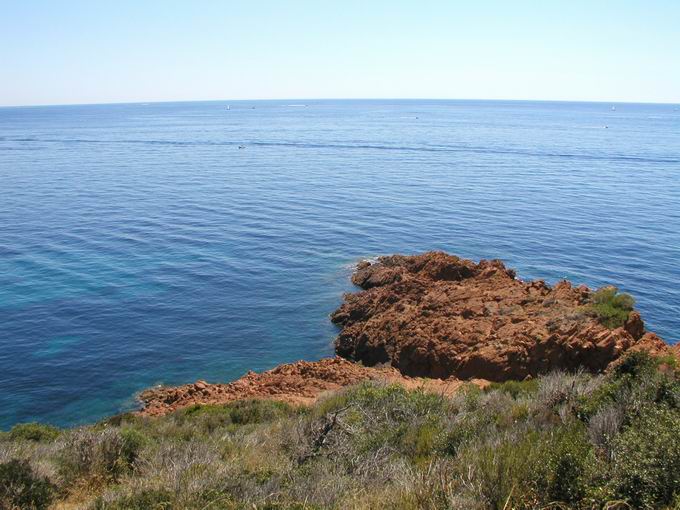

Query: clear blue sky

[2,0,679,106]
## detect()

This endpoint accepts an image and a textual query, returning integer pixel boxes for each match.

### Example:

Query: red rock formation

[138,357,478,416]
[331,251,669,381]
[139,251,675,416]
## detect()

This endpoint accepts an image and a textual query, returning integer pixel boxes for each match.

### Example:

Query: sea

[1,99,679,429]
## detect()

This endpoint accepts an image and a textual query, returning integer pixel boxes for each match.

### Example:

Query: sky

[1,0,679,106]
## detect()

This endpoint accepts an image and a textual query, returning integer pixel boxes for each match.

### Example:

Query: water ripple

[0,99,679,429]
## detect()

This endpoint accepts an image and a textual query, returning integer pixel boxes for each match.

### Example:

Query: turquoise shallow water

[1,99,679,429]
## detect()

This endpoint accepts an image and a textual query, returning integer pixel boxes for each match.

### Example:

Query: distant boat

[226,105,230,110]
[611,106,616,111]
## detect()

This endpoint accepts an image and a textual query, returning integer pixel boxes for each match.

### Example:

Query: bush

[536,370,597,413]
[456,432,544,509]
[100,412,140,428]
[587,404,624,453]
[442,419,480,457]
[586,286,635,329]
[0,459,54,510]
[175,399,297,435]
[119,428,148,465]
[228,399,297,425]
[485,378,538,399]
[2,362,679,509]
[7,422,60,442]
[608,406,680,507]
[333,384,451,459]
[614,350,659,378]
[540,424,594,504]
[575,351,680,423]
[57,427,145,484]
[453,425,594,509]
[290,383,455,469]
[92,488,174,510]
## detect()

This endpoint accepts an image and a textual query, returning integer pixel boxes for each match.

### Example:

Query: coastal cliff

[140,251,672,415]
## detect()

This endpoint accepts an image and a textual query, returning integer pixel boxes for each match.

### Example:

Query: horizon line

[2,96,679,109]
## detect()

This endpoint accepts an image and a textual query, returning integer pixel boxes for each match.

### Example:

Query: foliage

[608,406,680,507]
[56,427,146,484]
[1,354,679,509]
[614,349,659,378]
[485,378,539,398]
[0,459,54,510]
[293,384,455,467]
[586,286,635,329]
[6,422,60,442]
[181,398,297,425]
[91,488,174,510]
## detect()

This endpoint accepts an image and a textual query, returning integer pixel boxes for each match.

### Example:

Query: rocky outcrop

[139,357,480,416]
[331,251,668,381]
[139,251,674,416]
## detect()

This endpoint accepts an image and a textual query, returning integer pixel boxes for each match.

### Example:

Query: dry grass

[2,353,680,509]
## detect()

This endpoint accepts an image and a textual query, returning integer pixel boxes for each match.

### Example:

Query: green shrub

[177,399,297,434]
[608,406,680,507]
[92,488,174,509]
[4,364,680,509]
[456,432,544,509]
[398,420,444,462]
[341,384,451,457]
[574,376,625,422]
[586,286,635,329]
[0,459,54,510]
[485,378,539,399]
[509,402,530,422]
[57,427,145,484]
[540,424,594,504]
[119,427,148,465]
[100,412,141,428]
[614,350,658,378]
[576,351,680,423]
[343,383,442,411]
[657,353,679,370]
[228,399,296,425]
[442,418,483,457]
[7,422,60,442]
[454,425,594,509]
[654,377,680,410]
[294,383,454,467]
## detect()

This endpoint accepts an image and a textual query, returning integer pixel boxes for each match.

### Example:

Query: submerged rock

[331,251,668,381]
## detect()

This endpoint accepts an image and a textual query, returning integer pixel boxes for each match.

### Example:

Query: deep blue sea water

[1,99,679,429]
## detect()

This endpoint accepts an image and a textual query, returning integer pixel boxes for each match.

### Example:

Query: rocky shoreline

[139,251,675,416]
[139,356,485,416]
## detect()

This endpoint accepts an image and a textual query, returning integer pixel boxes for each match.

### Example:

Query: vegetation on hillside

[2,352,680,509]
[586,286,636,329]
